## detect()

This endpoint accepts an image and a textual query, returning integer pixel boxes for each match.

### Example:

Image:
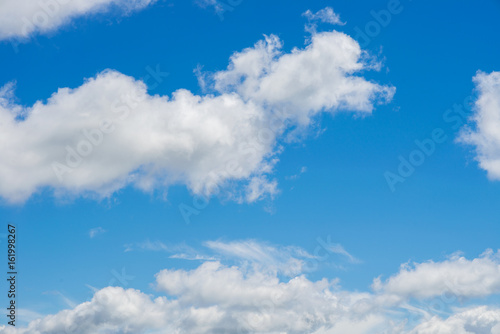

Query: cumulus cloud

[373,249,500,300]
[0,0,156,40]
[0,24,394,204]
[460,71,500,180]
[213,32,394,124]
[4,249,500,334]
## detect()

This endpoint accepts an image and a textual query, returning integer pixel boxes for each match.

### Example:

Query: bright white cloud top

[460,71,500,180]
[0,28,394,203]
[0,0,156,40]
[2,242,500,333]
[373,249,500,300]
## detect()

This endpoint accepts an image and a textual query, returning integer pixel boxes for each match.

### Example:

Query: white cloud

[3,249,500,333]
[408,307,500,334]
[126,238,356,276]
[213,32,394,125]
[1,287,173,334]
[325,243,361,264]
[0,24,394,204]
[303,7,345,26]
[373,249,500,300]
[460,71,500,180]
[0,0,156,40]
[244,175,279,202]
[203,239,316,276]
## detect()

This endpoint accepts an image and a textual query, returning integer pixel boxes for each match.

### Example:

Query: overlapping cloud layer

[460,71,500,180]
[0,28,394,203]
[0,0,156,40]
[3,243,500,334]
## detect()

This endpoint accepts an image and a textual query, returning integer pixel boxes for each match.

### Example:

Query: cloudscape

[0,1,499,333]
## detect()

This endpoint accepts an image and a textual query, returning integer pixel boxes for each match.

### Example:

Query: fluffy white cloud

[0,25,394,203]
[1,287,174,334]
[0,0,155,40]
[373,249,500,300]
[213,32,394,125]
[460,71,500,180]
[1,262,388,334]
[3,248,500,334]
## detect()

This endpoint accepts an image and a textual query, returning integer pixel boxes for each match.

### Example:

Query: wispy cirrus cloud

[124,240,171,252]
[124,238,358,276]
[203,239,316,276]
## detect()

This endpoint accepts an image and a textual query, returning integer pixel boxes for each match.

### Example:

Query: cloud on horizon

[3,248,500,333]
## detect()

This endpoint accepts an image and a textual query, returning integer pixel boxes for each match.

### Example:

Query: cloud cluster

[460,71,500,180]
[0,25,394,203]
[0,0,156,40]
[373,249,500,300]
[3,247,500,333]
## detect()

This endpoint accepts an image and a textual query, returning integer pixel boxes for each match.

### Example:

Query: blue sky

[1,0,500,333]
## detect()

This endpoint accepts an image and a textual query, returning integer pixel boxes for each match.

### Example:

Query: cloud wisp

[303,7,345,33]
[124,238,359,277]
[460,71,500,180]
